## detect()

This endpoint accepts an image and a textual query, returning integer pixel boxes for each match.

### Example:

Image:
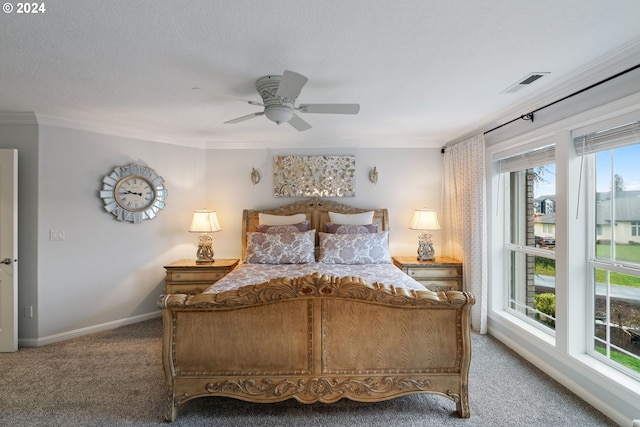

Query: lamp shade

[189,210,221,233]
[409,209,441,231]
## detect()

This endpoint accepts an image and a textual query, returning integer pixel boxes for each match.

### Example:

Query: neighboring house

[534,192,640,245]
[596,193,640,244]
[534,212,556,238]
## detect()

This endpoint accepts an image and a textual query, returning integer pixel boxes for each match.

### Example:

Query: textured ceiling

[1,0,640,149]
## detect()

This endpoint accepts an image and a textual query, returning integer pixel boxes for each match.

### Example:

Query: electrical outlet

[24,306,33,318]
[50,229,65,241]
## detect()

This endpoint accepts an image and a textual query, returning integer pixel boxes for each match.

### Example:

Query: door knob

[1,258,13,265]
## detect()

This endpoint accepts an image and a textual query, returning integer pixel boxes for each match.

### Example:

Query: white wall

[0,119,443,341]
[206,146,443,260]
[36,124,209,339]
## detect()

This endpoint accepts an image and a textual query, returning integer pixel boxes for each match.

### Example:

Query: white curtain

[442,134,487,333]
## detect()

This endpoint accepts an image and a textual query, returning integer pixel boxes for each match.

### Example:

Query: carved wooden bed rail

[158,273,475,421]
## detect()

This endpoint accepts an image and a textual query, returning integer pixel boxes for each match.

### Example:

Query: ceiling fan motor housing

[256,75,295,123]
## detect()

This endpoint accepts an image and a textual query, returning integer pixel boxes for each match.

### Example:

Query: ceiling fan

[224,70,360,131]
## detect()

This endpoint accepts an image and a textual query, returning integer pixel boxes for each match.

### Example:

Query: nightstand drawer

[164,259,240,294]
[406,267,460,279]
[392,256,463,293]
[415,280,460,292]
[166,270,227,282]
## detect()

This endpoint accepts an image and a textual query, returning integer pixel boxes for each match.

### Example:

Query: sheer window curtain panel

[442,134,488,333]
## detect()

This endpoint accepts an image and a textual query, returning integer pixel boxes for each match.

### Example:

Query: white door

[0,149,18,352]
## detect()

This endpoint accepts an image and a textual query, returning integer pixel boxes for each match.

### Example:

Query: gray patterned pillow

[324,222,378,234]
[245,230,315,264]
[318,232,390,264]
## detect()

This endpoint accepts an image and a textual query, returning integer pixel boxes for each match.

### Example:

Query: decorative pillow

[245,230,315,264]
[318,232,391,264]
[328,211,375,225]
[324,222,378,234]
[256,221,310,233]
[258,213,307,225]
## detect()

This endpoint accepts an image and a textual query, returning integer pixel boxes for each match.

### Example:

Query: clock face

[99,164,168,223]
[114,175,156,212]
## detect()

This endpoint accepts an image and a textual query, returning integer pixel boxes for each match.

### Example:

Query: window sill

[491,308,556,348]
[570,353,640,398]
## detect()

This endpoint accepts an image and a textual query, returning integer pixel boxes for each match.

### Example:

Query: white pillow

[258,213,307,225]
[328,211,375,225]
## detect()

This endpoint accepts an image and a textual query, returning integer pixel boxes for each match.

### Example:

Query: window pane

[509,165,556,250]
[593,268,640,375]
[595,144,640,265]
[508,252,556,329]
[507,159,556,332]
[592,140,640,376]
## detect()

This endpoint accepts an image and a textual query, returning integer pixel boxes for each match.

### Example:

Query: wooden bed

[157,199,475,421]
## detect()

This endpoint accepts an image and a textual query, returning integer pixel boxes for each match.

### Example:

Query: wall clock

[99,163,168,223]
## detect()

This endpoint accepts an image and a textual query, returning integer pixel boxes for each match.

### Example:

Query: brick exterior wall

[527,170,536,316]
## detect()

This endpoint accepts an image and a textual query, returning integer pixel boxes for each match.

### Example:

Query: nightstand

[392,256,463,291]
[164,259,239,294]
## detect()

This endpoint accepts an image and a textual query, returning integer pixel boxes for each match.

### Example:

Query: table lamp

[189,209,221,264]
[409,208,440,261]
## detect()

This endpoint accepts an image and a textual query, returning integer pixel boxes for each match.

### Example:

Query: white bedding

[203,262,428,293]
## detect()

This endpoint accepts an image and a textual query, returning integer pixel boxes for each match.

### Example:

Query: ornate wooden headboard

[241,198,389,260]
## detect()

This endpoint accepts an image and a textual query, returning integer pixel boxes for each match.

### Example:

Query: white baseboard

[18,311,161,347]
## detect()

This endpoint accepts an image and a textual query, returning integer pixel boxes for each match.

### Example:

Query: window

[498,144,557,332]
[574,121,640,376]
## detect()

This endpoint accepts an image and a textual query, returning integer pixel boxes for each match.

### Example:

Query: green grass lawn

[596,244,640,263]
[595,346,640,374]
[534,245,640,288]
[596,244,640,288]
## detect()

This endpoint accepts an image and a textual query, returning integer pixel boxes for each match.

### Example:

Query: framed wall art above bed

[273,155,355,197]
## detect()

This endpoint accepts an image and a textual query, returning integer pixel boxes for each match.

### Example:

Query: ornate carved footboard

[157,273,475,422]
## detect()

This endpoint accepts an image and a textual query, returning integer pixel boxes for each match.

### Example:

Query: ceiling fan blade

[247,100,264,106]
[288,113,312,132]
[224,112,264,124]
[297,104,360,114]
[276,70,308,101]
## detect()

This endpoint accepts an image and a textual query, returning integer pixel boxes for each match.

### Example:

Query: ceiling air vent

[501,72,550,94]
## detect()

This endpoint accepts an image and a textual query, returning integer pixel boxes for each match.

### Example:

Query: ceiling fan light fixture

[224,70,360,131]
[264,105,293,124]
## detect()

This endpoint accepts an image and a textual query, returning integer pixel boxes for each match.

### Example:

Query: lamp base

[416,233,436,261]
[195,234,215,264]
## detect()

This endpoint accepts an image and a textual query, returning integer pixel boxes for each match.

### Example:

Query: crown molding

[513,39,640,114]
[33,114,208,149]
[0,111,38,125]
[447,39,640,146]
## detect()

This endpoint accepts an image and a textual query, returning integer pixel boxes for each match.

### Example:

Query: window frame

[503,171,558,335]
[486,94,640,425]
[495,138,558,336]
[583,142,640,379]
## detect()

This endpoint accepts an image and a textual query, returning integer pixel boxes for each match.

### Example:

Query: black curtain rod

[482,62,640,135]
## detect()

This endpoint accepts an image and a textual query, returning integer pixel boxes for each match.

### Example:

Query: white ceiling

[1,0,640,149]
